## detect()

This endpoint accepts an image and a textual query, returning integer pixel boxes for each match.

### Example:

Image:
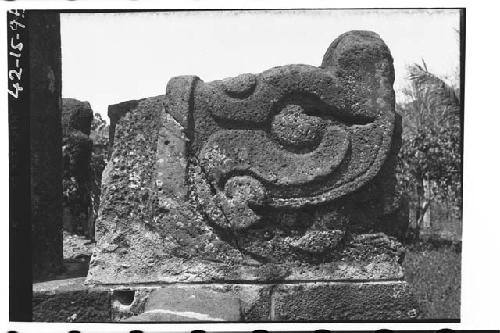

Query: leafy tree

[397,60,462,238]
[90,113,109,145]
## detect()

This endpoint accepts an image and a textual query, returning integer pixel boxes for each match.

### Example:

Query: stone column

[29,12,64,280]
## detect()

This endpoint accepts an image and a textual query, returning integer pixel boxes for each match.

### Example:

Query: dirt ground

[60,231,95,279]
[404,243,461,319]
[63,230,94,260]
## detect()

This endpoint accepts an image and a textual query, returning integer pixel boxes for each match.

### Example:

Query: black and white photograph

[3,3,500,332]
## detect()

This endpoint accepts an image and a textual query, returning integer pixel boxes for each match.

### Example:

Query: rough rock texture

[29,12,64,280]
[124,287,242,322]
[108,98,144,156]
[63,230,95,260]
[273,281,418,321]
[88,141,109,241]
[114,284,275,322]
[62,98,94,237]
[33,278,111,322]
[33,280,416,322]
[89,30,405,284]
[88,30,414,321]
[190,30,403,260]
[62,98,93,136]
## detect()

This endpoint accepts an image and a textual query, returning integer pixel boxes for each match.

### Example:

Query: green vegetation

[397,60,462,237]
[397,58,462,319]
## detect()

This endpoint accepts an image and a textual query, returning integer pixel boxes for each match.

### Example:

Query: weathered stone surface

[62,98,93,135]
[238,284,273,321]
[273,281,418,321]
[107,98,145,155]
[113,284,273,322]
[124,286,241,322]
[165,76,198,130]
[32,280,417,322]
[88,141,108,242]
[33,278,111,322]
[117,284,272,322]
[89,31,408,292]
[88,96,173,284]
[89,95,245,284]
[190,30,402,262]
[62,98,94,237]
[111,288,153,321]
[30,12,64,280]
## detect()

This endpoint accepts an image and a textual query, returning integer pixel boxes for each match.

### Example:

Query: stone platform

[33,279,418,322]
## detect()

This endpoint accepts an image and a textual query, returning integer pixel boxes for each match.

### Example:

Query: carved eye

[271,104,324,150]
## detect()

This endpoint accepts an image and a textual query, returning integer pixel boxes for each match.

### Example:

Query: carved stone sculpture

[88,31,416,321]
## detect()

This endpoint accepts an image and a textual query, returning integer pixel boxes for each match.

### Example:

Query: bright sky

[60,9,460,121]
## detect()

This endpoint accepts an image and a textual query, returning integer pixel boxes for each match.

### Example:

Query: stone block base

[33,278,111,322]
[33,278,418,322]
[273,281,418,321]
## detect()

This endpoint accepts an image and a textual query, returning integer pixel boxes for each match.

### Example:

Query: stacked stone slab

[62,98,93,238]
[88,30,417,321]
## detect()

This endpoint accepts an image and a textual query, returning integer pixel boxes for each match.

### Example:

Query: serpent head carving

[165,31,396,253]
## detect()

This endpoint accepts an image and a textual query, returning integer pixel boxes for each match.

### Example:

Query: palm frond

[408,61,460,108]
